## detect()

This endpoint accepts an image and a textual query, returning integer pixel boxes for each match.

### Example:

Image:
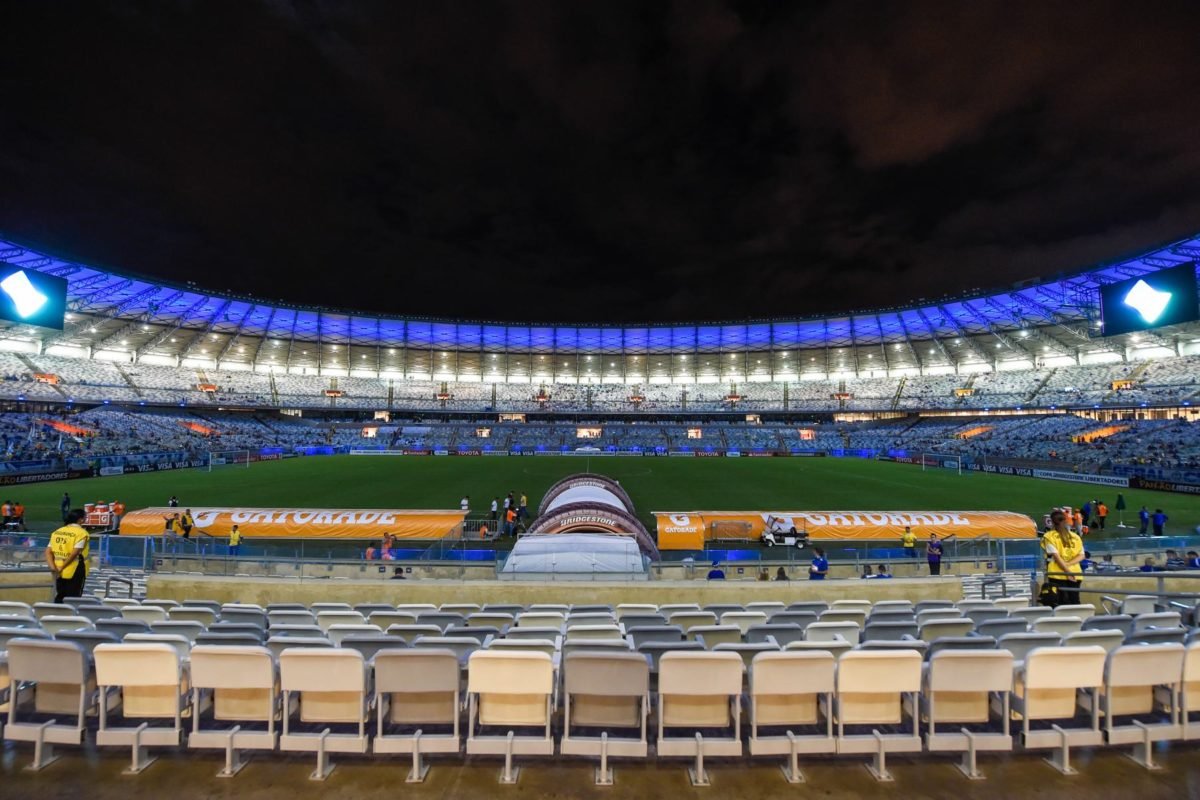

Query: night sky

[3,1,1200,323]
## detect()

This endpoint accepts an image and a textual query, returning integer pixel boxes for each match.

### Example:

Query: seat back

[806,621,861,644]
[926,650,1014,724]
[190,645,276,721]
[768,611,818,630]
[0,627,51,650]
[8,638,88,684]
[39,615,94,635]
[787,601,828,615]
[703,604,744,618]
[1134,612,1182,632]
[468,650,554,727]
[835,650,923,726]
[1033,616,1084,636]
[77,605,123,623]
[439,603,481,616]
[370,611,420,629]
[745,602,786,615]
[831,600,872,611]
[746,623,805,647]
[964,608,1009,626]
[267,637,332,658]
[268,610,316,628]
[385,624,443,643]
[928,636,996,658]
[564,652,649,728]
[562,638,631,659]
[565,623,624,641]
[863,621,919,642]
[279,648,367,724]
[916,609,964,625]
[515,611,565,630]
[666,611,717,632]
[996,633,1061,663]
[1120,596,1159,616]
[818,609,867,627]
[1063,630,1125,653]
[149,621,205,643]
[750,651,835,727]
[784,640,853,659]
[94,642,183,718]
[341,635,406,660]
[975,618,1027,639]
[54,630,120,658]
[918,619,975,641]
[637,640,704,670]
[1082,615,1133,635]
[0,600,33,617]
[33,602,75,619]
[270,624,325,638]
[316,610,366,631]
[1053,604,1096,619]
[720,611,769,633]
[416,612,467,632]
[327,624,384,645]
[488,637,559,657]
[375,649,460,725]
[689,625,743,648]
[993,597,1030,612]
[141,599,181,611]
[1010,607,1054,625]
[914,600,955,612]
[411,635,480,662]
[465,612,513,630]
[95,618,150,640]
[1021,646,1106,720]
[615,604,658,619]
[169,607,217,626]
[1127,628,1188,646]
[309,603,353,613]
[658,651,742,728]
[121,606,168,624]
[195,632,262,647]
[353,603,397,617]
[627,625,685,648]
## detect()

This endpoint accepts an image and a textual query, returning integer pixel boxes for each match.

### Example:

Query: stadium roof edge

[0,229,1197,330]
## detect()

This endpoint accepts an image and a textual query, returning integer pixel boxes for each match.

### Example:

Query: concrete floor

[3,742,1198,800]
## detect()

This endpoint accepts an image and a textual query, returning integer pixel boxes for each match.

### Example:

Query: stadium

[5,6,1200,800]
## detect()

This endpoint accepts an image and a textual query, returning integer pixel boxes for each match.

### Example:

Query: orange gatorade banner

[120,507,466,540]
[655,510,1037,550]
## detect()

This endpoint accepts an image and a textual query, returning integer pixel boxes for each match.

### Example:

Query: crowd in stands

[2,350,1200,412]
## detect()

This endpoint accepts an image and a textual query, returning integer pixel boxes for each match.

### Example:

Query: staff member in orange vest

[46,509,89,603]
[1096,501,1109,530]
[12,500,25,531]
[110,499,125,529]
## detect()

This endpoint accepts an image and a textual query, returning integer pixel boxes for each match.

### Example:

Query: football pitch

[10,455,1200,539]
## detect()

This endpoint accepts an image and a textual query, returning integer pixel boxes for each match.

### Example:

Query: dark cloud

[1,0,1199,323]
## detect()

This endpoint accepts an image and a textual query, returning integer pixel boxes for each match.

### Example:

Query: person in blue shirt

[1187,551,1200,569]
[1081,500,1092,528]
[1138,506,1150,536]
[809,547,828,580]
[874,563,892,579]
[1152,509,1168,536]
[1139,557,1163,572]
[706,561,725,580]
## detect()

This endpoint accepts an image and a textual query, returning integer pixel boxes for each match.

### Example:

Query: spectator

[757,568,770,581]
[168,495,179,508]
[1164,549,1187,570]
[390,566,407,580]
[1096,500,1108,529]
[774,566,789,581]
[180,508,194,538]
[1081,500,1093,528]
[926,532,953,576]
[1094,553,1120,573]
[1080,550,1093,572]
[809,547,829,581]
[229,524,242,556]
[1152,508,1168,536]
[1188,550,1200,569]
[504,506,517,537]
[60,492,71,522]
[1138,505,1150,536]
[460,495,469,513]
[901,526,917,559]
[1041,509,1084,607]
[490,497,499,524]
[1139,557,1162,573]
[860,564,875,579]
[875,563,892,579]
[519,492,528,520]
[706,561,725,580]
[365,545,377,560]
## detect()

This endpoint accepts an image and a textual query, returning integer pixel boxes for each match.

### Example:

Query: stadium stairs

[1025,367,1057,403]
[113,362,144,398]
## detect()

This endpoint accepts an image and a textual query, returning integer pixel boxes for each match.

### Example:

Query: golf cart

[761,518,808,548]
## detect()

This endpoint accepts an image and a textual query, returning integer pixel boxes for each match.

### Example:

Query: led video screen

[1099,262,1198,337]
[0,264,68,330]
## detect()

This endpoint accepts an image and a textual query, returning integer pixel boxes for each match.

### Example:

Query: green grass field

[9,456,1200,539]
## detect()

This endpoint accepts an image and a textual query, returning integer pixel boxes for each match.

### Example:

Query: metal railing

[104,574,135,599]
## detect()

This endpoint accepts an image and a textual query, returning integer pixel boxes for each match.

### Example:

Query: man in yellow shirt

[901,526,917,559]
[45,509,89,603]
[229,524,243,556]
[1042,509,1084,606]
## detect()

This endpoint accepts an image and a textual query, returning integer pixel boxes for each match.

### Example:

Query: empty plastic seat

[4,639,103,769]
[786,601,828,615]
[33,603,76,619]
[168,607,217,627]
[720,611,768,634]
[745,601,786,615]
[208,622,266,639]
[1180,641,1200,741]
[77,605,123,624]
[923,649,1014,778]
[616,613,666,630]
[188,645,279,776]
[863,621,919,642]
[561,638,631,659]
[657,604,700,616]
[927,636,996,658]
[918,619,975,642]
[279,649,370,778]
[326,624,384,646]
[834,650,924,780]
[992,597,1030,612]
[309,603,353,614]
[561,652,651,780]
[503,626,563,643]
[626,625,685,648]
[913,600,955,612]
[1134,611,1182,632]
[657,651,743,781]
[0,627,51,651]
[481,604,523,616]
[768,611,818,630]
[995,632,1062,665]
[872,601,914,612]
[818,609,867,627]
[956,600,998,612]
[964,608,1008,626]
[615,604,658,619]
[568,604,614,615]
[416,612,466,632]
[373,649,461,770]
[270,624,325,638]
[140,599,181,611]
[1033,616,1084,636]
[1009,606,1054,625]
[39,616,93,635]
[565,612,616,627]
[745,623,806,647]
[1082,614,1133,635]
[784,640,853,659]
[859,640,929,657]
[666,611,717,632]
[315,611,366,631]
[54,630,119,658]
[832,600,872,611]
[1011,646,1106,773]
[94,643,188,773]
[149,621,205,644]
[916,609,964,625]
[466,650,555,780]
[95,618,150,640]
[1127,628,1188,646]
[218,608,267,629]
[748,651,836,781]
[1115,596,1158,616]
[565,623,624,641]
[866,610,916,625]
[713,641,779,667]
[267,637,333,659]
[974,618,1027,639]
[195,632,263,648]
[515,612,566,630]
[184,600,223,614]
[385,625,443,644]
[445,625,499,645]
[124,633,191,661]
[341,636,406,661]
[268,610,316,628]
[121,606,168,624]
[354,603,396,617]
[805,622,861,645]
[688,625,742,648]
[637,641,705,671]
[370,611,420,629]
[411,635,481,665]
[1063,630,1125,653]
[439,603,481,616]
[703,604,744,618]
[465,612,514,630]
[1053,604,1096,619]
[0,601,33,617]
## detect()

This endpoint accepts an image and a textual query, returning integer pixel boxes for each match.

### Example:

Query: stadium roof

[0,232,1197,378]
